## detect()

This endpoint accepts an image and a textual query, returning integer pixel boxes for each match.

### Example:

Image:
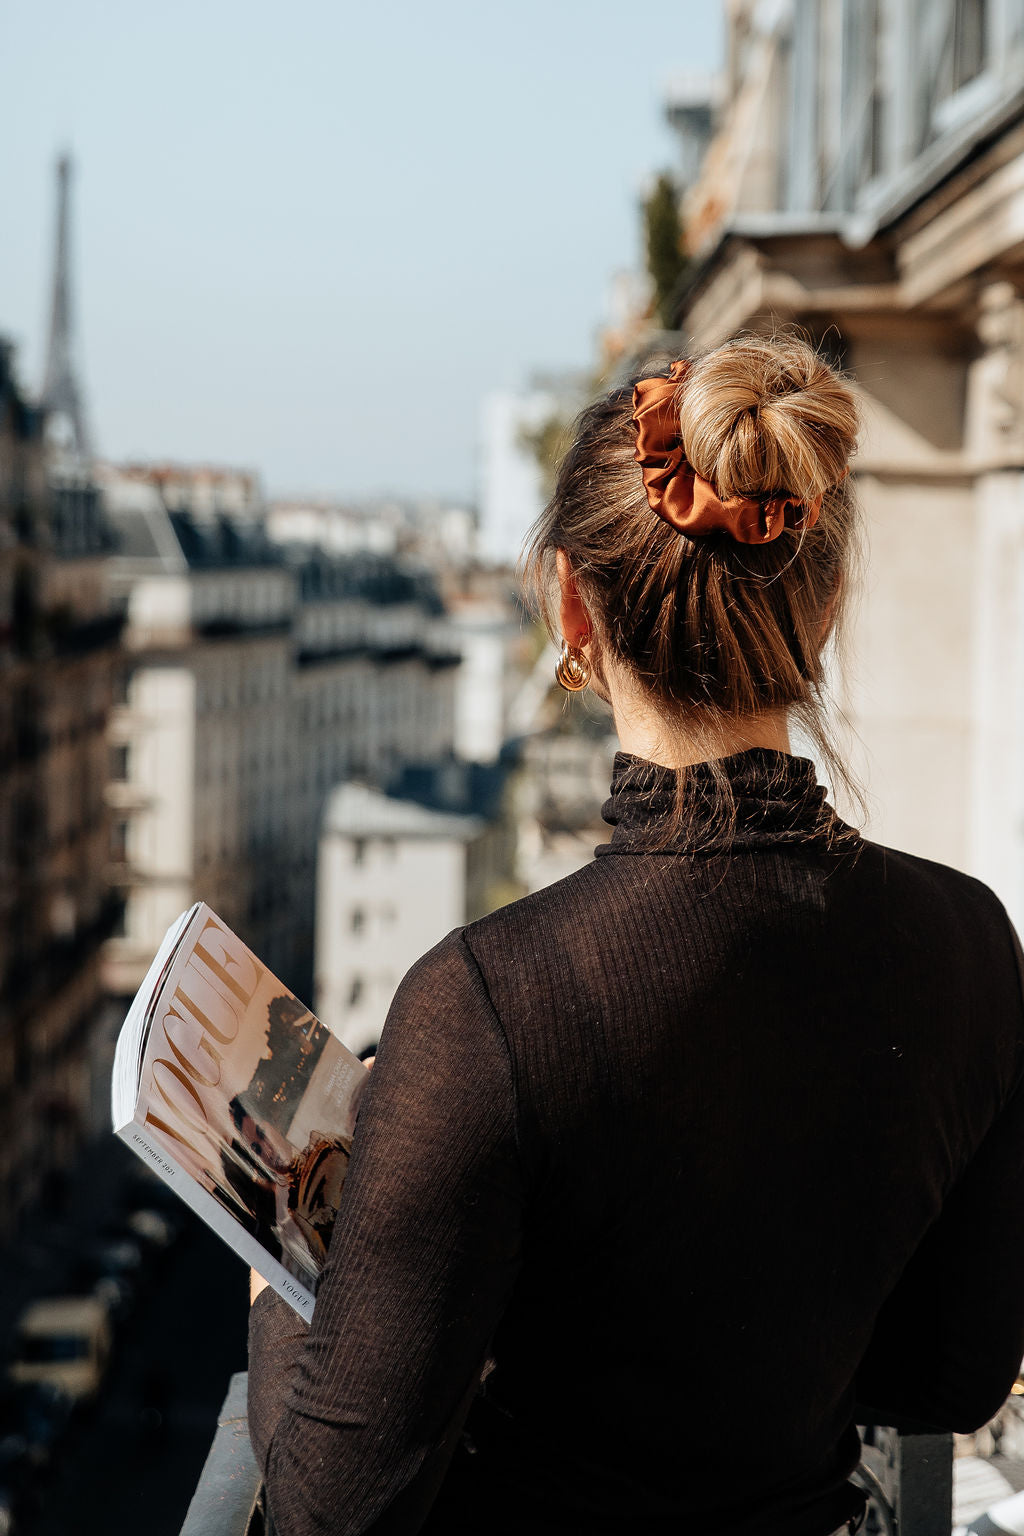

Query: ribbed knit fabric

[248,748,1024,1536]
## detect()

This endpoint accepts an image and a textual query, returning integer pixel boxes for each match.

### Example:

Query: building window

[109,743,130,781]
[351,907,365,934]
[948,0,987,93]
[782,0,819,209]
[915,0,990,150]
[110,818,129,861]
[841,0,885,201]
[348,976,364,1008]
[112,667,131,706]
[50,893,76,938]
[352,838,366,866]
[1009,0,1024,48]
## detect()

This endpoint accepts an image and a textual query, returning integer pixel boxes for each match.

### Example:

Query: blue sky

[1,2,721,500]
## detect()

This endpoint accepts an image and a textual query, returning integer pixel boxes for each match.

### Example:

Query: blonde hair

[523,333,862,849]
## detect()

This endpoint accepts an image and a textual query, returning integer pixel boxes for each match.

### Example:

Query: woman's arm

[247,928,524,1536]
[854,1056,1024,1432]
[855,915,1024,1433]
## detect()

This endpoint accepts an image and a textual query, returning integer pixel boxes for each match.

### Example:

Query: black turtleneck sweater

[247,750,1024,1536]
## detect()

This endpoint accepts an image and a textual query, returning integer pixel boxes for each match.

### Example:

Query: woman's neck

[606,677,791,772]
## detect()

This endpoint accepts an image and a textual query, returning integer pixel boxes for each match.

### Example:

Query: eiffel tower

[40,153,91,463]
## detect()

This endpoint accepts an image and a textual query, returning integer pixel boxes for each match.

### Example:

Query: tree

[644,173,688,329]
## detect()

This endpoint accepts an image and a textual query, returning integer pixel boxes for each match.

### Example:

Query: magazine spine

[115,1120,316,1323]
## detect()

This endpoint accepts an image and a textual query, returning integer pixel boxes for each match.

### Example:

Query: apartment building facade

[663,0,1024,928]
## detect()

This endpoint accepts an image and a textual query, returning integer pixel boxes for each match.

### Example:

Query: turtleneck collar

[595,748,855,856]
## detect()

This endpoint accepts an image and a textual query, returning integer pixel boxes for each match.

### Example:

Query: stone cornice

[899,151,1024,307]
[681,143,1024,344]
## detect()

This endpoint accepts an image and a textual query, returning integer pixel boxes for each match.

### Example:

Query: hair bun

[676,336,857,504]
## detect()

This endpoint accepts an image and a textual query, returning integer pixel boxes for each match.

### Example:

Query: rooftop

[323,782,483,843]
[292,546,446,614]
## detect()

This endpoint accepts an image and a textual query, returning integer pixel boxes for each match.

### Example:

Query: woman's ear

[556,549,589,646]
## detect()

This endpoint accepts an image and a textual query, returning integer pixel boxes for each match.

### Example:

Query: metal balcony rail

[179,1373,955,1536]
[178,1373,275,1536]
[855,1425,953,1536]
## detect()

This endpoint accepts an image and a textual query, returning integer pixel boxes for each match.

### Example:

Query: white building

[656,0,1024,932]
[512,730,618,894]
[287,550,462,987]
[100,470,297,992]
[100,467,466,1002]
[266,499,398,556]
[267,497,478,569]
[478,389,558,567]
[111,461,263,520]
[315,783,483,1055]
[447,592,523,764]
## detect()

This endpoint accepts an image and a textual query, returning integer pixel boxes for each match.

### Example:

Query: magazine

[111,903,369,1320]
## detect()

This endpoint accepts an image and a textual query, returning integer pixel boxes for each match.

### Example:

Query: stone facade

[663,0,1024,928]
[287,550,462,992]
[0,343,122,1232]
[315,784,484,1056]
[100,465,465,1004]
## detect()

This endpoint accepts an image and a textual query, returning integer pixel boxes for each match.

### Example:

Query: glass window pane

[953,0,987,88]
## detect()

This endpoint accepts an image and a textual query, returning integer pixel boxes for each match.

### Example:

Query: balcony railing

[180,1373,955,1536]
[855,1426,953,1535]
[179,1373,274,1536]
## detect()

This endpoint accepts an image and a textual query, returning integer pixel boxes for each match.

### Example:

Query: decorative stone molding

[975,281,1024,457]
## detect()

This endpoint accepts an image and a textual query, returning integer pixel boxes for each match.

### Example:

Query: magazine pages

[112,903,368,1320]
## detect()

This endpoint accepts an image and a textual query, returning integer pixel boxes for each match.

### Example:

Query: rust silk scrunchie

[631,359,825,544]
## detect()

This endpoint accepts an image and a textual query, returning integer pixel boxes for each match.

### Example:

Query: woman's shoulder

[464,857,612,957]
[388,856,599,991]
[390,860,610,1027]
[857,835,1011,916]
[848,836,1024,980]
[377,868,613,1111]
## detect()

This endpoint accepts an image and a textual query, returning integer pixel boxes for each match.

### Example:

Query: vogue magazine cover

[112,903,368,1318]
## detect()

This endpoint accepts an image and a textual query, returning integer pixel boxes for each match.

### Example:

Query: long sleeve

[854,1056,1024,1432]
[854,915,1024,1434]
[247,928,525,1536]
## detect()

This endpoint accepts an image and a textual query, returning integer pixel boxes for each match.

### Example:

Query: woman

[247,336,1024,1536]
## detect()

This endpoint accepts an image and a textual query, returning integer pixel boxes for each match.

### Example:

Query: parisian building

[315,784,485,1056]
[478,388,558,567]
[99,465,297,995]
[285,545,463,992]
[313,742,520,1054]
[653,0,1024,932]
[0,342,123,1232]
[100,463,467,1006]
[266,496,477,569]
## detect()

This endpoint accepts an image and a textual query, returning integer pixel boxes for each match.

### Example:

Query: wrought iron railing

[855,1425,954,1535]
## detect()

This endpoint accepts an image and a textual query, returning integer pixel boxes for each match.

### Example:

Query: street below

[5,1139,249,1536]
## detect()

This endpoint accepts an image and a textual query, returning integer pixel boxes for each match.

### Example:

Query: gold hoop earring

[555,638,591,692]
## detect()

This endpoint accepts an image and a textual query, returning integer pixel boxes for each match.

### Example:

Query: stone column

[966,283,1024,931]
